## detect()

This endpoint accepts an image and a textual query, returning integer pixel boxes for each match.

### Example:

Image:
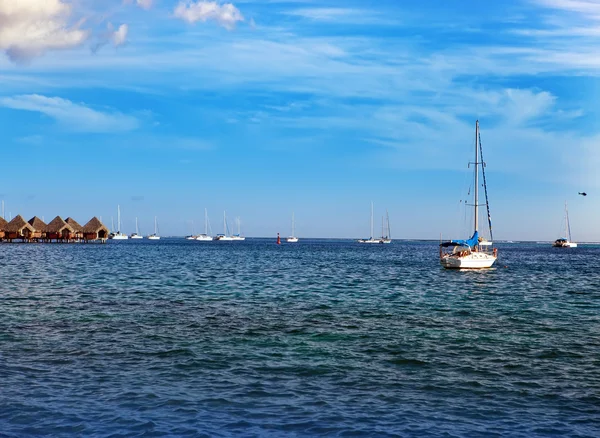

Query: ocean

[1,239,599,437]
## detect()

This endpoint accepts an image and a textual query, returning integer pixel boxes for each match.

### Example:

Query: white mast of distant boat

[440,120,497,269]
[231,216,246,241]
[553,201,577,247]
[111,205,129,240]
[215,211,234,241]
[287,212,299,243]
[196,208,213,241]
[131,217,143,239]
[358,202,382,243]
[147,216,160,240]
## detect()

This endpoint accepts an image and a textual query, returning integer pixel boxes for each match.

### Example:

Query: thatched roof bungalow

[0,216,8,240]
[65,217,84,239]
[46,216,75,241]
[6,215,35,241]
[28,216,48,240]
[82,217,109,241]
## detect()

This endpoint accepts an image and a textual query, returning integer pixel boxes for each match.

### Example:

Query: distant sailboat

[196,208,213,241]
[185,220,196,240]
[147,216,160,240]
[110,205,129,240]
[286,212,299,243]
[358,202,385,244]
[439,120,497,269]
[131,217,143,239]
[553,202,577,248]
[379,211,392,244]
[214,211,234,241]
[231,217,246,241]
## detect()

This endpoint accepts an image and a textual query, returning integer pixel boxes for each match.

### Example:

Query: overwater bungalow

[6,215,35,242]
[46,216,75,242]
[0,217,7,241]
[28,216,48,241]
[65,217,84,240]
[82,217,109,242]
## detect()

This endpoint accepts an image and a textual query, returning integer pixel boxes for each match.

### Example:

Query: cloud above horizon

[0,94,139,133]
[174,1,244,30]
[0,0,89,63]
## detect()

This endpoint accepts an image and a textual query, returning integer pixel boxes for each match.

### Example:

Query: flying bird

[578,192,587,196]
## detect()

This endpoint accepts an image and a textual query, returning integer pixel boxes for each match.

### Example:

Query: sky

[0,0,599,240]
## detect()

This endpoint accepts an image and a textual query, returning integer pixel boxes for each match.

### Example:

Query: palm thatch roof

[28,216,48,232]
[83,217,109,233]
[6,215,35,233]
[46,216,74,234]
[65,217,83,232]
[0,216,8,231]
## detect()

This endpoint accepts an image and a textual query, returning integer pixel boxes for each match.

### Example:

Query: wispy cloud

[284,7,393,24]
[0,94,139,132]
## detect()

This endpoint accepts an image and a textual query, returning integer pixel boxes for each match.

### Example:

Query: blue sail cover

[440,231,479,248]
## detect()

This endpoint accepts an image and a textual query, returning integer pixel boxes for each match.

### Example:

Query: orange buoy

[276,232,281,245]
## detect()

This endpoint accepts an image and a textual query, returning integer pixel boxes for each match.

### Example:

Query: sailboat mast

[474,121,479,233]
[154,216,157,235]
[386,209,391,238]
[223,211,226,236]
[118,205,121,233]
[370,201,374,238]
[565,201,571,242]
[205,208,208,235]
[292,212,295,236]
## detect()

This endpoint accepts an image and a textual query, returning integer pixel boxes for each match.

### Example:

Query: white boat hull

[441,252,496,269]
[231,236,246,241]
[553,240,577,248]
[214,236,235,241]
[195,235,212,241]
[110,233,128,240]
[147,235,160,240]
[358,238,387,244]
[130,234,143,239]
[287,237,299,243]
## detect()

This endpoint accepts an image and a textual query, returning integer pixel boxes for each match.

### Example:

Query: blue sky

[0,0,598,240]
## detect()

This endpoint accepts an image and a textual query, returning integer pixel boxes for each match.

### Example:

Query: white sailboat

[440,120,497,269]
[214,211,234,241]
[231,217,246,241]
[196,208,213,241]
[110,205,129,240]
[287,212,299,243]
[380,211,392,244]
[147,216,160,240]
[185,220,197,240]
[131,217,143,239]
[358,202,385,244]
[553,202,577,247]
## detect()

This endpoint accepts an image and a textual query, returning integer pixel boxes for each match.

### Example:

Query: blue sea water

[0,239,599,437]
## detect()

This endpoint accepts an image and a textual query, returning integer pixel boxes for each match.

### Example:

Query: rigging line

[478,131,494,241]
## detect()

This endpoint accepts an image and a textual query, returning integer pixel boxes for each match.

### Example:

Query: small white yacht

[214,211,235,241]
[130,217,143,239]
[439,120,497,269]
[553,202,577,248]
[358,202,387,244]
[231,217,246,241]
[196,209,213,241]
[109,205,129,240]
[147,216,160,240]
[287,212,299,243]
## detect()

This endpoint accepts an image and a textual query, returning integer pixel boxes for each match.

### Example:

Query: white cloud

[174,1,244,30]
[285,7,393,25]
[0,0,89,63]
[112,24,129,47]
[0,94,138,133]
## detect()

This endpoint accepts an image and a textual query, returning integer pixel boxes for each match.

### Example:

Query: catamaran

[358,202,387,244]
[553,202,577,247]
[196,208,213,241]
[109,205,129,240]
[287,212,299,243]
[131,217,143,239]
[214,211,235,241]
[147,216,160,240]
[440,120,497,269]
